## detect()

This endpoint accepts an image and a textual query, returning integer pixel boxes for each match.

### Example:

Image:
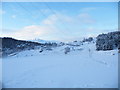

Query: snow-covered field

[2,42,118,88]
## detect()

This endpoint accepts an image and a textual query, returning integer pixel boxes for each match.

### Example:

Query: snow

[2,42,118,88]
[29,38,61,44]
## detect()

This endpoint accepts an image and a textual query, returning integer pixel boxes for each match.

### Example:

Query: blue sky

[0,2,118,41]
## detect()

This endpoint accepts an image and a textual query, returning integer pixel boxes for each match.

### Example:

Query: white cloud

[2,13,62,40]
[56,14,73,23]
[87,27,95,31]
[2,25,58,40]
[40,9,51,14]
[78,13,90,18]
[2,12,96,41]
[81,7,96,12]
[78,13,95,24]
[11,15,16,18]
[0,10,5,14]
[42,14,58,25]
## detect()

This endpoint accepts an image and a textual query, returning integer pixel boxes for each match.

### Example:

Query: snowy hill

[2,39,118,88]
[30,38,62,44]
[1,31,119,88]
[1,31,119,58]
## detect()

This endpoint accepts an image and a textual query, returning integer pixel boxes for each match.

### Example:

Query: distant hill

[0,31,120,57]
[0,37,44,57]
[0,37,60,57]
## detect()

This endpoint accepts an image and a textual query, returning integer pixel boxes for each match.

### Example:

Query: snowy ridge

[29,38,62,44]
[2,40,118,88]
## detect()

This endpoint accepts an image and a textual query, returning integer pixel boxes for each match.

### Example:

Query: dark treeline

[96,31,120,51]
[0,37,58,57]
[0,31,120,57]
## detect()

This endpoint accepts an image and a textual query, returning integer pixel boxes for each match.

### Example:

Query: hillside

[1,31,119,88]
[0,37,58,57]
[1,31,120,58]
[2,41,118,88]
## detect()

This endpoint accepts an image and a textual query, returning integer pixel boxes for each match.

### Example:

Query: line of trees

[96,31,120,51]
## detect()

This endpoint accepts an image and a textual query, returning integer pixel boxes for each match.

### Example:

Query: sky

[0,2,118,41]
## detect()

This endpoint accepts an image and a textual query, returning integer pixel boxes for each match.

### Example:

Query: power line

[42,2,75,39]
[14,2,39,24]
[14,2,53,27]
[13,2,69,40]
[30,2,68,38]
